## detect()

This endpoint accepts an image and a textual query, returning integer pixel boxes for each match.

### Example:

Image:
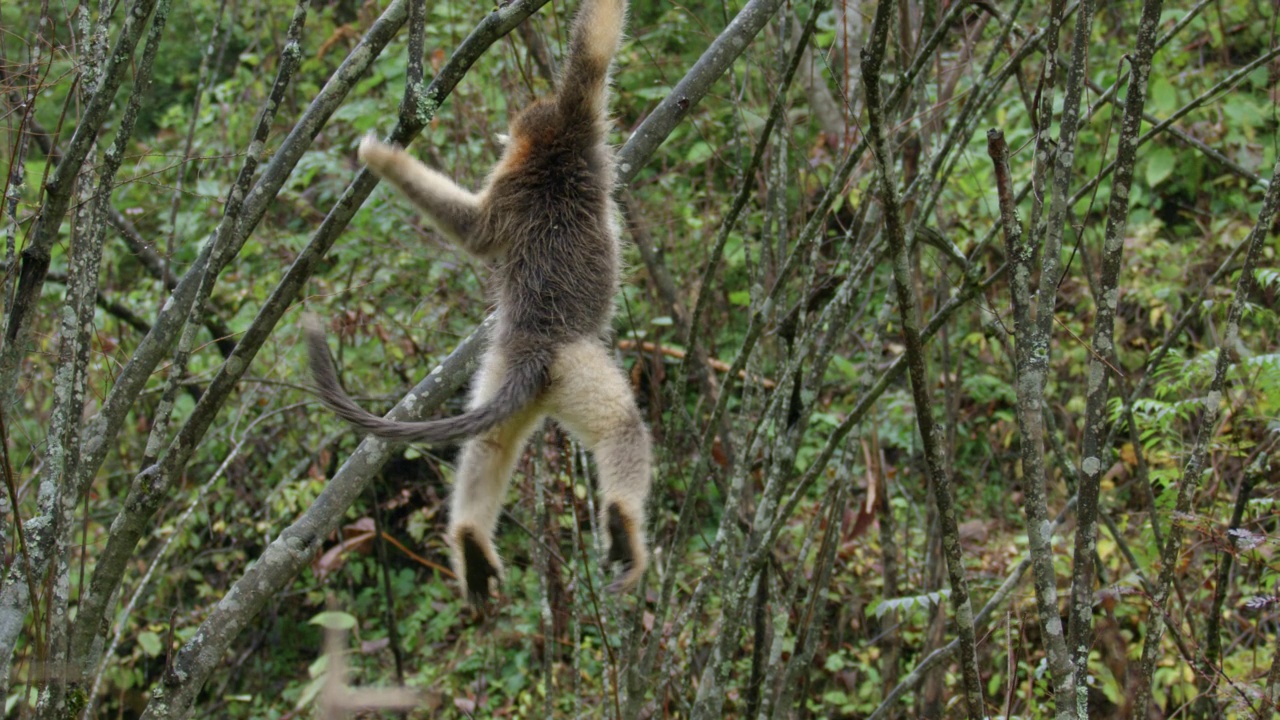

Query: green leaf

[295,674,326,710]
[137,631,163,657]
[1148,77,1177,115]
[309,610,357,631]
[634,85,669,101]
[1145,147,1176,187]
[823,690,850,705]
[685,141,712,165]
[729,290,751,306]
[830,354,858,381]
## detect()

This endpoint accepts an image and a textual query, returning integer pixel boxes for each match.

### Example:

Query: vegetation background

[0,0,1277,717]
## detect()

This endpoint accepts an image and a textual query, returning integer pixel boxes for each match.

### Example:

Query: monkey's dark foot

[605,503,635,567]
[457,528,501,608]
[605,503,648,593]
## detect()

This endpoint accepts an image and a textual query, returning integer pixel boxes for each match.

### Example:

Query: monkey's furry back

[305,0,626,444]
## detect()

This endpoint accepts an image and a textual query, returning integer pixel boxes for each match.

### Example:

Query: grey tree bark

[1067,0,1165,707]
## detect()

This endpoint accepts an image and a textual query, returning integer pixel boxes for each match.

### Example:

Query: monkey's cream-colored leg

[358,136,482,249]
[547,340,652,593]
[448,349,543,606]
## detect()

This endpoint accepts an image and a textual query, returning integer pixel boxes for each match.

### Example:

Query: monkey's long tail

[304,316,548,445]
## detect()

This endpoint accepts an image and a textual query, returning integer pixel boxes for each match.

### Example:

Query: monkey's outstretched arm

[359,136,481,249]
[556,0,625,124]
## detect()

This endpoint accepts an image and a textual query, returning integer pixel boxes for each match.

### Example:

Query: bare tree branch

[863,1,982,713]
[1070,0,1164,706]
[988,128,1076,716]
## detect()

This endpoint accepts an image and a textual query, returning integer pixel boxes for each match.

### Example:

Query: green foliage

[869,589,950,621]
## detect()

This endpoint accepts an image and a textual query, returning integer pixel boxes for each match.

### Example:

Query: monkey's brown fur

[306,0,650,605]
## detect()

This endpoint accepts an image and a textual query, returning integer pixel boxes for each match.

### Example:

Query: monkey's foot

[453,526,503,608]
[604,503,648,593]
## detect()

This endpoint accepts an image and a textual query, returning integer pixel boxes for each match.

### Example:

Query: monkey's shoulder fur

[478,102,622,348]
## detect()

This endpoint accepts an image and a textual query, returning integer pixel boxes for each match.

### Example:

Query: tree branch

[862,1,983,713]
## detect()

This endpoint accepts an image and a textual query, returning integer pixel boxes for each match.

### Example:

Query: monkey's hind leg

[448,349,543,607]
[547,340,652,594]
